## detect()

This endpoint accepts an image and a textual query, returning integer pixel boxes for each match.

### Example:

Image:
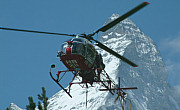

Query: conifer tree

[26,96,36,110]
[37,87,49,110]
[38,101,43,110]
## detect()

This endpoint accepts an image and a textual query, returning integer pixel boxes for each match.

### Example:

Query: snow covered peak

[110,14,120,20]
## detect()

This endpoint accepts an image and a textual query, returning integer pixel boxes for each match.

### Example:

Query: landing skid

[49,67,72,98]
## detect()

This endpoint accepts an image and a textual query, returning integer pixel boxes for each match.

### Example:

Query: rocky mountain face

[9,14,179,110]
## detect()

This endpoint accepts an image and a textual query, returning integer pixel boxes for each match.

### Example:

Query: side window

[60,43,67,55]
[86,44,96,64]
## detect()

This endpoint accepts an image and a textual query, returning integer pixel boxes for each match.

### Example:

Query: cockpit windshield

[57,38,96,62]
[72,42,85,56]
[58,38,86,57]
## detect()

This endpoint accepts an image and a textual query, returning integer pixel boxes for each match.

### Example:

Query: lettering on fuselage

[66,60,79,68]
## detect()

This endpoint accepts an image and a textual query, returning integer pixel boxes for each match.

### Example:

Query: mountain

[9,14,179,110]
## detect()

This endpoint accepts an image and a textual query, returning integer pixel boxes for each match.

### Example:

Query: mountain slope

[10,14,178,110]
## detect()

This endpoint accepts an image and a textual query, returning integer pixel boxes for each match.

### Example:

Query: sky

[0,0,180,109]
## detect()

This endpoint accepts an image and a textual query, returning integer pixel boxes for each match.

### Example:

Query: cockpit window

[57,38,94,58]
[72,42,85,56]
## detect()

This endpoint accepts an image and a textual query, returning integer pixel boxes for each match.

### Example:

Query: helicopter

[0,1,149,103]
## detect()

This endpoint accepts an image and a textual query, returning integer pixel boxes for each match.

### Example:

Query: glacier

[9,14,179,110]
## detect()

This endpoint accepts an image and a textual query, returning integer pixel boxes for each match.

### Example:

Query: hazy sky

[0,0,180,109]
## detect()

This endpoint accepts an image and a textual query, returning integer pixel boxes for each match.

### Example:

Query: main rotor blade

[93,39,138,67]
[120,87,138,90]
[95,2,149,33]
[0,27,76,37]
